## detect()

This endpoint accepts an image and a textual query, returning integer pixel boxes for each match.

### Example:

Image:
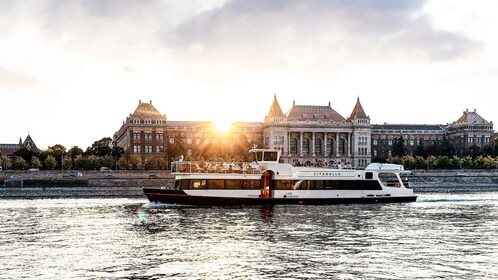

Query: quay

[1,169,498,198]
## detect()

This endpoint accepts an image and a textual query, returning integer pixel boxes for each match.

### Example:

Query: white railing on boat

[171,161,262,174]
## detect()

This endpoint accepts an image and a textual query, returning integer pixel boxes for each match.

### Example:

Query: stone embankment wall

[1,169,498,198]
[0,170,175,198]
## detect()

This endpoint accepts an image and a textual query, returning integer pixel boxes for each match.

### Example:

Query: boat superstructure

[143,148,417,205]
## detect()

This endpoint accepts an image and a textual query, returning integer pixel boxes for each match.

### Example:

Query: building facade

[0,135,38,156]
[446,109,494,156]
[262,95,371,167]
[113,100,167,163]
[114,99,495,167]
[371,124,445,159]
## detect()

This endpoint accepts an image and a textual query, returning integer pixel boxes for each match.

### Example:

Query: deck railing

[171,161,262,174]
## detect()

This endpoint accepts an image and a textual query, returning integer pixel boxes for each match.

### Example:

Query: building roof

[286,101,346,122]
[131,100,165,119]
[266,94,285,118]
[453,109,491,125]
[348,97,368,120]
[0,135,38,156]
[373,124,444,131]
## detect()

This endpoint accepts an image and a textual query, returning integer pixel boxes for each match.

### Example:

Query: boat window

[245,180,261,189]
[206,180,224,189]
[189,179,206,189]
[298,180,382,190]
[292,180,312,190]
[255,151,264,162]
[365,172,373,179]
[263,151,278,162]
[378,173,400,187]
[275,180,292,190]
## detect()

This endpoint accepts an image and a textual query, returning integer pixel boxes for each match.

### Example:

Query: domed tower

[114,100,167,163]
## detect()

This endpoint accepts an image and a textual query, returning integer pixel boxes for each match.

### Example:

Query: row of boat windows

[177,179,382,190]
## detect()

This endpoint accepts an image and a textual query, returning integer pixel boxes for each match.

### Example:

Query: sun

[213,120,233,133]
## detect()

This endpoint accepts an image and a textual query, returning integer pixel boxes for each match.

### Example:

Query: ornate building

[0,135,38,156]
[446,109,494,156]
[113,100,167,162]
[371,109,494,159]
[262,95,371,167]
[371,124,445,158]
[114,99,495,167]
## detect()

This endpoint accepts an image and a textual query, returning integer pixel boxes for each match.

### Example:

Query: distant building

[114,99,495,167]
[0,135,39,156]
[263,95,371,167]
[446,109,494,156]
[113,100,167,163]
[372,109,494,159]
[371,124,445,158]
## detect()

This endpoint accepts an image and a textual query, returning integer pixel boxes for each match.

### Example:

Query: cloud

[165,0,482,79]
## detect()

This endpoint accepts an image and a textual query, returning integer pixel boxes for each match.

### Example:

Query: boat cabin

[249,148,280,164]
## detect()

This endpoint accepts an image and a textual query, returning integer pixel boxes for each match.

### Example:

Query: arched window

[290,138,298,155]
[315,138,322,155]
[326,138,333,156]
[303,138,310,155]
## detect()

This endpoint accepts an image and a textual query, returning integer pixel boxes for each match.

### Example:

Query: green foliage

[1,155,12,170]
[117,156,128,170]
[74,155,88,170]
[13,156,28,170]
[68,146,83,159]
[157,157,168,170]
[62,156,73,170]
[130,154,142,170]
[144,156,158,170]
[31,156,42,169]
[392,136,406,157]
[427,155,437,169]
[45,155,57,170]
[86,137,113,157]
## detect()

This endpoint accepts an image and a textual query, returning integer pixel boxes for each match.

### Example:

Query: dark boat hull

[143,188,417,206]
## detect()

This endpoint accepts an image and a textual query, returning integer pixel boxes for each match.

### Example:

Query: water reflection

[0,194,497,279]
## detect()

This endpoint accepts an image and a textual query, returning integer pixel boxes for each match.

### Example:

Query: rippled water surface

[1,192,498,279]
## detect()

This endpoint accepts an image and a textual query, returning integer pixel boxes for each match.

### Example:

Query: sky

[0,0,497,150]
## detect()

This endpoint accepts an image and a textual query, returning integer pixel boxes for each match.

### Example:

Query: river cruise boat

[143,148,417,205]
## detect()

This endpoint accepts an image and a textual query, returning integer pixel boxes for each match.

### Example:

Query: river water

[0,191,497,279]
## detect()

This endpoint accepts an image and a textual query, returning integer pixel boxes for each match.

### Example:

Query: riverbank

[1,169,498,198]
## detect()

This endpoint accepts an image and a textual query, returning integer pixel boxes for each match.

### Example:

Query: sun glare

[213,120,232,133]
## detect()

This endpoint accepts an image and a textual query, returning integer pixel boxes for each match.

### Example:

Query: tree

[62,156,73,170]
[48,144,67,169]
[75,155,90,170]
[45,155,57,170]
[86,137,113,157]
[144,156,158,170]
[1,155,12,170]
[437,156,451,169]
[13,156,28,170]
[416,139,425,157]
[68,146,83,160]
[427,155,437,169]
[392,136,406,157]
[31,156,42,169]
[117,156,128,170]
[13,148,35,164]
[130,154,142,170]
[157,156,168,170]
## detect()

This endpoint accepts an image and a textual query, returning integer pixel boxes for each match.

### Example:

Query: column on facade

[287,132,291,156]
[348,133,351,157]
[336,132,340,157]
[312,132,316,157]
[324,132,328,158]
[300,132,303,157]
